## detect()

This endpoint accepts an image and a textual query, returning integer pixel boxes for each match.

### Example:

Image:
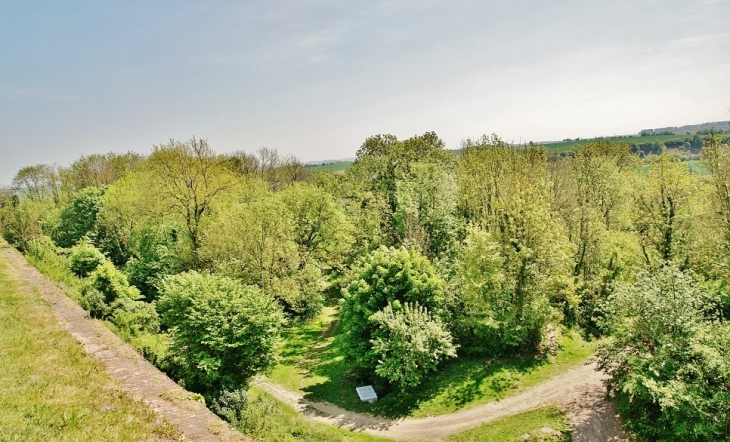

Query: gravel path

[1,244,251,442]
[254,358,628,441]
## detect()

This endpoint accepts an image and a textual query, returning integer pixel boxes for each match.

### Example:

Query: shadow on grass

[299,327,550,419]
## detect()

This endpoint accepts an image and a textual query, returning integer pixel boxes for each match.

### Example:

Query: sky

[1,0,729,184]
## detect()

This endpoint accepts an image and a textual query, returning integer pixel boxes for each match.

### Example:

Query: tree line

[1,131,729,441]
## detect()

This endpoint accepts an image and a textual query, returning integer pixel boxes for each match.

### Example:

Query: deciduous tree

[157,272,285,394]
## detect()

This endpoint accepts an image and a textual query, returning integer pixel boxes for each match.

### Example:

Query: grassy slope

[269,307,596,418]
[446,406,570,442]
[241,386,391,442]
[0,255,178,441]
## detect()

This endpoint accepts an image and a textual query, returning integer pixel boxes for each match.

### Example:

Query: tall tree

[12,164,61,204]
[60,152,143,196]
[141,138,235,266]
[394,161,458,258]
[348,132,455,245]
[632,155,700,266]
[702,132,730,242]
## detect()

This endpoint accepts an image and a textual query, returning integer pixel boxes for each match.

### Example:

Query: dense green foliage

[69,241,107,277]
[51,186,105,248]
[157,272,285,394]
[340,246,449,380]
[597,266,730,441]
[370,302,457,388]
[3,130,730,440]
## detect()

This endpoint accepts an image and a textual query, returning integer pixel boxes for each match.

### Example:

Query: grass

[237,386,391,442]
[635,159,710,176]
[685,160,710,175]
[446,406,570,442]
[0,254,179,441]
[268,307,596,418]
[306,161,353,173]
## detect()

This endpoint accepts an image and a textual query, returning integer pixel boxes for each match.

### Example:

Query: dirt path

[0,244,251,442]
[255,359,628,441]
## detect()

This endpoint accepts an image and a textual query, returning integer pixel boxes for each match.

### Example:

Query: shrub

[340,246,449,380]
[123,225,183,301]
[81,261,142,320]
[370,302,457,389]
[0,198,54,252]
[69,242,108,278]
[80,288,110,319]
[110,297,160,335]
[157,272,285,394]
[51,186,105,248]
[597,266,730,441]
[85,261,141,306]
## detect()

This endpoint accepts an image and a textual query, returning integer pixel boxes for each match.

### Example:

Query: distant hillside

[640,120,730,135]
[305,121,730,174]
[305,161,352,173]
[304,157,356,166]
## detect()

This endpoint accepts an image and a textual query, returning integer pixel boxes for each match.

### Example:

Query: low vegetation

[214,387,390,442]
[0,254,178,441]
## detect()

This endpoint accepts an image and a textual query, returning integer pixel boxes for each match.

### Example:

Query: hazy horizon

[2,0,729,185]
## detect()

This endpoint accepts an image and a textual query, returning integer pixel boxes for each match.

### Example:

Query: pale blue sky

[1,0,729,184]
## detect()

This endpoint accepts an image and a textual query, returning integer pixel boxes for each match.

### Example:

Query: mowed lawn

[269,307,596,418]
[0,255,178,441]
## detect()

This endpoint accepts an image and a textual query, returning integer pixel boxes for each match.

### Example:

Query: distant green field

[306,161,352,173]
[542,134,696,152]
[306,134,705,173]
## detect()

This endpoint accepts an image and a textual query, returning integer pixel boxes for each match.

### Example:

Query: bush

[157,272,286,394]
[0,198,54,252]
[25,235,60,263]
[110,296,160,335]
[597,266,730,441]
[81,261,142,320]
[123,225,183,301]
[69,242,108,278]
[370,302,457,389]
[211,390,262,432]
[80,288,110,318]
[51,186,105,248]
[340,246,449,381]
[85,262,141,306]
